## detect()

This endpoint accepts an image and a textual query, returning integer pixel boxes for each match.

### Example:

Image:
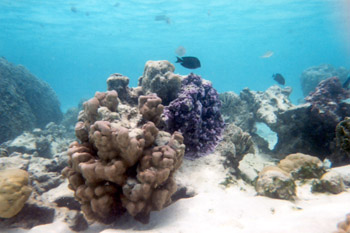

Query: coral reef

[62,89,185,224]
[138,94,164,125]
[164,73,225,159]
[271,77,350,162]
[335,213,350,233]
[217,123,255,174]
[277,153,326,179]
[220,86,293,133]
[0,58,63,143]
[336,117,350,155]
[138,60,183,105]
[238,153,276,184]
[300,64,349,97]
[219,91,255,131]
[255,153,332,200]
[0,169,32,218]
[311,171,345,194]
[255,166,296,200]
[305,77,350,126]
[107,73,142,105]
[219,78,350,163]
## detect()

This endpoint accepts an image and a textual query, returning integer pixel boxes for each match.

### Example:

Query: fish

[342,76,350,89]
[155,14,171,24]
[70,6,77,13]
[175,46,186,57]
[176,56,201,69]
[261,51,274,58]
[273,73,285,85]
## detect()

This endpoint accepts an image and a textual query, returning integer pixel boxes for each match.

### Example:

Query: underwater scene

[1,0,350,232]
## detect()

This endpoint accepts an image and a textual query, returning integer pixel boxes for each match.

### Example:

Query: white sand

[6,152,350,233]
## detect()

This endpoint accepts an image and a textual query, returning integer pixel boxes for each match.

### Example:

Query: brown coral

[278,153,325,179]
[62,86,185,224]
[334,213,350,233]
[138,94,164,125]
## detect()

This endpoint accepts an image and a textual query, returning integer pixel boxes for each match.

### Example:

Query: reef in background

[220,76,350,166]
[300,64,349,97]
[0,57,63,144]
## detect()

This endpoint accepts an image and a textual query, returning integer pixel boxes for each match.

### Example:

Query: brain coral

[163,73,225,159]
[0,169,32,218]
[62,89,185,224]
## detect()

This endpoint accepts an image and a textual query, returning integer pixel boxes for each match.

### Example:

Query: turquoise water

[0,0,349,111]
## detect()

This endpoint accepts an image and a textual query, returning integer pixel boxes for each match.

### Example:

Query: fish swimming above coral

[273,73,285,85]
[176,56,201,69]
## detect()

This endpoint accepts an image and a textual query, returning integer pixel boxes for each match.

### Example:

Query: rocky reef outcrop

[220,77,350,164]
[0,58,63,143]
[272,77,350,161]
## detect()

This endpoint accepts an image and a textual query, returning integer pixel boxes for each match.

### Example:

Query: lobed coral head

[62,86,185,224]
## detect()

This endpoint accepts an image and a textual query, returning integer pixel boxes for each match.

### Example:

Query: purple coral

[305,77,350,125]
[164,73,225,159]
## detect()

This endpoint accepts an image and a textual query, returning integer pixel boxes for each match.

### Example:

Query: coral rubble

[164,73,225,159]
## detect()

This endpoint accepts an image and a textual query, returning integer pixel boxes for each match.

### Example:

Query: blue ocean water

[0,0,349,112]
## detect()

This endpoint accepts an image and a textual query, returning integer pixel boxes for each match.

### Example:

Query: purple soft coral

[164,73,225,159]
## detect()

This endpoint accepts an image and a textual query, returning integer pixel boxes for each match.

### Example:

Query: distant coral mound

[300,64,349,97]
[0,58,63,143]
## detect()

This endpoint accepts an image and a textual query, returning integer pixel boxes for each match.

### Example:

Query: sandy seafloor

[5,152,350,233]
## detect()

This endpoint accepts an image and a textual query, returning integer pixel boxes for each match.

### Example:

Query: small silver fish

[261,51,274,58]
